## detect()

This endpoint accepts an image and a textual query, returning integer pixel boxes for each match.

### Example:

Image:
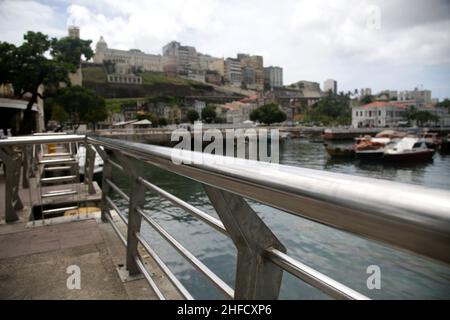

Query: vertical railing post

[114,152,145,276]
[21,145,31,189]
[0,146,23,222]
[93,144,111,223]
[203,185,286,299]
[84,144,96,195]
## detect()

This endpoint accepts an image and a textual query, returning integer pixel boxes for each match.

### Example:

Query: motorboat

[383,137,434,162]
[355,136,391,160]
[418,132,442,150]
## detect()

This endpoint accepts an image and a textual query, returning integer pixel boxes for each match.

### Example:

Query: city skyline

[0,0,449,99]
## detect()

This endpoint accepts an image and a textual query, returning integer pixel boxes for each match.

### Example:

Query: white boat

[383,137,434,162]
[77,145,104,175]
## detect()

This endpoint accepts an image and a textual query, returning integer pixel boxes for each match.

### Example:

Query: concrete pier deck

[0,172,182,300]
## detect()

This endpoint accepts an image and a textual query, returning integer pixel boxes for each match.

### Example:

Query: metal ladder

[38,142,80,219]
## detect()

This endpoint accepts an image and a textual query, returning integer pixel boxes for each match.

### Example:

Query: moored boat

[418,132,442,150]
[324,143,355,158]
[355,136,391,160]
[383,137,434,162]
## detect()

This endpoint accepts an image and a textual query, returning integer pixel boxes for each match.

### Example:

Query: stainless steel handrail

[138,177,227,236]
[0,135,85,146]
[137,207,235,299]
[265,248,369,300]
[3,134,450,300]
[87,135,450,265]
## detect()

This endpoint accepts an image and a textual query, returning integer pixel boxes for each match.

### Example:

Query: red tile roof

[355,101,409,109]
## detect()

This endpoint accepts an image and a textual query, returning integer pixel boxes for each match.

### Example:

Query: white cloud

[0,0,65,44]
[1,0,449,98]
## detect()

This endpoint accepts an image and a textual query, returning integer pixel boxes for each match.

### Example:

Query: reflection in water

[111,138,450,299]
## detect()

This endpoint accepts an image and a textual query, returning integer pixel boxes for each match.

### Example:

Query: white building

[94,36,162,72]
[323,79,337,94]
[224,58,242,87]
[352,101,408,128]
[264,66,283,88]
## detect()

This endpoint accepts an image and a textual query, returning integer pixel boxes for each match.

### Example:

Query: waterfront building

[94,36,162,72]
[352,101,408,128]
[224,58,242,87]
[264,66,283,88]
[323,79,337,94]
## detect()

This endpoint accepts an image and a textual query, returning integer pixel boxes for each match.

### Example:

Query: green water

[111,138,450,299]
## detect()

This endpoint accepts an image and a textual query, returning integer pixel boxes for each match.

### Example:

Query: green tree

[250,103,287,125]
[361,95,374,104]
[303,93,351,126]
[0,31,93,134]
[46,86,106,130]
[436,98,450,109]
[158,117,168,127]
[186,109,199,123]
[201,106,217,123]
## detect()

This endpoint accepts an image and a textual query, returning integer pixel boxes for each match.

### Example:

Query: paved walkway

[0,219,154,299]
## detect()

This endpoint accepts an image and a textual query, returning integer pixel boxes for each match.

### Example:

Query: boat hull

[356,150,385,160]
[383,150,434,162]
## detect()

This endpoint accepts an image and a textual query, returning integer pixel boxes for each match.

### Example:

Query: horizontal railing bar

[105,211,127,247]
[137,177,228,236]
[266,248,369,300]
[0,134,85,146]
[87,136,450,265]
[42,206,78,215]
[106,158,124,172]
[136,232,194,300]
[134,256,166,300]
[106,178,130,202]
[137,207,234,299]
[105,196,128,226]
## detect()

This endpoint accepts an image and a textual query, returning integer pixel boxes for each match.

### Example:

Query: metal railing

[1,134,450,300]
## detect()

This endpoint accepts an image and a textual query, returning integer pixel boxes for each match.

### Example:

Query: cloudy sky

[1,0,449,99]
